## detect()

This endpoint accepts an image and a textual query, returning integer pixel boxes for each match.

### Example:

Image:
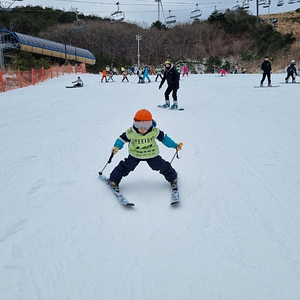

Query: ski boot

[107,179,120,193]
[260,83,263,87]
[292,79,296,83]
[170,178,178,191]
[162,100,170,108]
[171,101,178,110]
[285,79,288,83]
[268,83,272,87]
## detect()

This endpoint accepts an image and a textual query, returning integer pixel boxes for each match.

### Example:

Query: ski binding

[99,174,134,206]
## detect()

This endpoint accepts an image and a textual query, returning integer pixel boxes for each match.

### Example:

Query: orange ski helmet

[134,109,152,121]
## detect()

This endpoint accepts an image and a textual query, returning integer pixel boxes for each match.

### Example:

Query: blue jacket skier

[107,109,183,193]
[142,66,151,83]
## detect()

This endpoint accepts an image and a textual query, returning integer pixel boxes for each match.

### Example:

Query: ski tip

[171,201,180,206]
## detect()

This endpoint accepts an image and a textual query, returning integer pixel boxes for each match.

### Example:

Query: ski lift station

[0,29,96,65]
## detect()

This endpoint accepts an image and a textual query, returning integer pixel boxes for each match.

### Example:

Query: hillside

[261,10,300,39]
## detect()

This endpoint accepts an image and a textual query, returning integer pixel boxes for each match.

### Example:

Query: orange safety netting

[0,63,86,93]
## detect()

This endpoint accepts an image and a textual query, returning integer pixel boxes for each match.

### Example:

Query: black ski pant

[261,72,271,85]
[285,72,295,81]
[109,155,177,185]
[164,86,178,101]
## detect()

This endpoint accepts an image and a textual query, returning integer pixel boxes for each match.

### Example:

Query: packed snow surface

[1,73,300,300]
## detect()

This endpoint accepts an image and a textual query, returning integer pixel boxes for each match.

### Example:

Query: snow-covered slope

[1,73,300,300]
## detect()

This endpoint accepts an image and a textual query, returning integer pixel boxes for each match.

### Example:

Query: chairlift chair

[190,3,202,19]
[110,2,125,24]
[263,0,271,8]
[242,0,250,9]
[288,0,296,3]
[232,1,240,11]
[277,0,284,6]
[165,10,176,24]
[73,12,86,31]
[258,0,265,5]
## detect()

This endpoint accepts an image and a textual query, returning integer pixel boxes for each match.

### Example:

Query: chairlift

[73,11,86,31]
[110,2,125,24]
[263,0,271,8]
[242,0,250,9]
[232,1,241,11]
[277,0,284,6]
[258,0,265,5]
[190,3,202,20]
[165,10,176,24]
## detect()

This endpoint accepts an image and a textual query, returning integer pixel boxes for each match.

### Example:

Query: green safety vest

[126,127,160,159]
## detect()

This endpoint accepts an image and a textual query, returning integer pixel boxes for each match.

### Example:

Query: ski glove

[159,85,162,89]
[177,142,183,151]
[112,147,119,154]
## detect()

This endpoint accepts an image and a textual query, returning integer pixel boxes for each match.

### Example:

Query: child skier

[183,65,188,77]
[107,71,114,82]
[220,69,227,76]
[142,65,151,83]
[122,70,129,82]
[137,69,144,83]
[285,60,298,83]
[101,69,107,82]
[107,109,183,193]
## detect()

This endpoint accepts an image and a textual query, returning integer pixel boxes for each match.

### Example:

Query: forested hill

[1,6,299,72]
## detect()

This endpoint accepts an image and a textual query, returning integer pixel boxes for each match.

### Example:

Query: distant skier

[155,65,163,82]
[260,56,272,87]
[106,109,183,194]
[285,60,298,83]
[137,69,144,83]
[71,77,83,87]
[107,71,114,82]
[142,65,151,83]
[182,65,188,77]
[159,60,180,109]
[101,69,108,83]
[122,70,129,82]
[220,69,227,76]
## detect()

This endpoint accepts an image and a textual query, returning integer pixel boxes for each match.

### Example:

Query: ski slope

[1,72,300,300]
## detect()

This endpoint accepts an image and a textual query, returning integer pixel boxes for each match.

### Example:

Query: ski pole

[98,150,115,175]
[170,149,179,164]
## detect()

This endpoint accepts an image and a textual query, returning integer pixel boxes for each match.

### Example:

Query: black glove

[159,85,162,89]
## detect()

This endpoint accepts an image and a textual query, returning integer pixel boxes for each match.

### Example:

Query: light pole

[154,0,161,22]
[136,34,141,69]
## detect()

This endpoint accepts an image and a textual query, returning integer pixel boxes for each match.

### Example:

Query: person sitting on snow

[72,77,84,87]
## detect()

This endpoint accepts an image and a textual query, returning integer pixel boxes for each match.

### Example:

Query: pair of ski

[99,174,180,206]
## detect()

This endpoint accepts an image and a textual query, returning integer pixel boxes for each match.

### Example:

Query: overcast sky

[12,0,300,27]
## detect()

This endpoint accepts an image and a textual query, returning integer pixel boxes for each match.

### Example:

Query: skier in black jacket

[285,60,298,83]
[260,56,272,87]
[159,60,180,109]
